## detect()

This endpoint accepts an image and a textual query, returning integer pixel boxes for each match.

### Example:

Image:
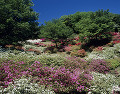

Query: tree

[39,19,73,47]
[73,9,116,44]
[0,0,39,46]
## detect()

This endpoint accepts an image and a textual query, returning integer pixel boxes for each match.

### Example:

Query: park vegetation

[0,0,120,93]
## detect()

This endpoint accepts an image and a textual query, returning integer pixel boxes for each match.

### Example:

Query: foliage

[89,59,110,74]
[0,0,39,46]
[0,76,55,94]
[64,46,72,54]
[38,19,73,47]
[64,57,89,70]
[105,59,120,70]
[37,54,66,66]
[71,45,81,51]
[89,72,120,94]
[78,11,114,44]
[93,46,103,52]
[70,49,86,57]
[87,43,120,60]
[0,50,66,67]
[0,60,93,93]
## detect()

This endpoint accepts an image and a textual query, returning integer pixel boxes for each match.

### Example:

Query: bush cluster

[0,60,93,93]
[87,43,120,60]
[89,72,120,94]
[0,76,55,94]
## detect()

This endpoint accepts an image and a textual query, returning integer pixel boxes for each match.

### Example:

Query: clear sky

[32,0,120,26]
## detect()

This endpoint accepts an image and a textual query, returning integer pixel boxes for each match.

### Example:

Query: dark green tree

[0,0,39,46]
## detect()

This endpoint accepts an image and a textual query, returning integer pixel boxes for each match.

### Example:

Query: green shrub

[39,54,66,66]
[71,45,80,52]
[0,51,66,67]
[105,59,120,70]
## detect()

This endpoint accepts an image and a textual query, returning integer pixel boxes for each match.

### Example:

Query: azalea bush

[0,60,29,88]
[64,46,72,54]
[70,49,86,57]
[87,43,120,60]
[0,76,55,94]
[89,59,110,74]
[64,57,89,70]
[0,60,93,93]
[93,46,103,52]
[27,62,93,93]
[89,72,120,94]
[71,45,81,52]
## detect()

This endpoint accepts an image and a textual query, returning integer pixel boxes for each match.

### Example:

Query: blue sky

[32,0,120,26]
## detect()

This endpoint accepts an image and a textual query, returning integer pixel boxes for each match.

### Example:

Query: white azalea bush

[26,39,42,44]
[23,45,37,50]
[86,43,120,60]
[89,72,120,94]
[0,76,55,94]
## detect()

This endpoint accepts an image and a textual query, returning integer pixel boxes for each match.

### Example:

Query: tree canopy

[39,19,73,46]
[0,0,39,46]
[39,9,120,44]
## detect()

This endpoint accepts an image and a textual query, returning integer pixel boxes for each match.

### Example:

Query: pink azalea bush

[64,46,72,53]
[89,59,110,74]
[0,60,29,88]
[0,60,93,93]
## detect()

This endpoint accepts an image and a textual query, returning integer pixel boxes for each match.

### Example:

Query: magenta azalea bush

[0,60,93,93]
[89,59,110,74]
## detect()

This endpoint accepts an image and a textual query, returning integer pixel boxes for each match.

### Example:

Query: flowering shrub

[70,49,86,57]
[112,34,120,41]
[0,60,93,93]
[89,59,110,74]
[0,60,29,88]
[28,63,92,93]
[27,49,41,55]
[111,32,120,36]
[64,57,89,70]
[89,72,120,94]
[64,46,72,54]
[75,42,81,46]
[38,54,66,66]
[86,43,120,60]
[0,51,66,67]
[74,36,79,41]
[93,46,103,52]
[26,39,42,44]
[35,43,47,47]
[71,45,80,51]
[0,76,55,94]
[24,45,36,50]
[40,38,46,42]
[76,49,86,57]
